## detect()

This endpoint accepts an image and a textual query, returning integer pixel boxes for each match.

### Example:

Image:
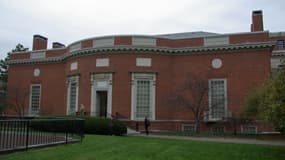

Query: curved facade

[7,10,282,133]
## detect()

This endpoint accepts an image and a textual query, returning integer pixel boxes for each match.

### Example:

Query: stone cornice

[8,42,275,65]
[272,50,285,57]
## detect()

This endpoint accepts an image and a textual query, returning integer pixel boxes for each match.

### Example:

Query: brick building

[6,10,285,133]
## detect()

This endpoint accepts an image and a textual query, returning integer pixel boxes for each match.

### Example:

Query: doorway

[96,91,108,117]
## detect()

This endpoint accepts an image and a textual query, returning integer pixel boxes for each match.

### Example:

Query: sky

[0,0,284,59]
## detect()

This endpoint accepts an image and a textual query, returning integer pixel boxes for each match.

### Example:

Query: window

[242,126,257,134]
[212,126,225,135]
[30,84,41,115]
[67,76,79,115]
[277,40,284,49]
[182,124,195,133]
[136,80,151,118]
[209,79,227,120]
[131,73,156,120]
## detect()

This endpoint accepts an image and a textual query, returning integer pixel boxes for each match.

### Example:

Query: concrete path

[132,134,285,147]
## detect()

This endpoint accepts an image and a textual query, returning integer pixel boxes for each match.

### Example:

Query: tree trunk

[195,118,200,134]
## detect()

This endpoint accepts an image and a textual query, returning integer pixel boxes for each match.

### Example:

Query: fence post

[65,120,68,144]
[26,120,30,150]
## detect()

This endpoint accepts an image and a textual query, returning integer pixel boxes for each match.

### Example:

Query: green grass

[1,135,285,160]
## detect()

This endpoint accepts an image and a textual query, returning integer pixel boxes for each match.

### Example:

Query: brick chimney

[32,35,48,50]
[251,10,264,32]
[52,42,65,49]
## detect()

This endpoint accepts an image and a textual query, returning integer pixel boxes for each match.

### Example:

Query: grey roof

[156,31,220,39]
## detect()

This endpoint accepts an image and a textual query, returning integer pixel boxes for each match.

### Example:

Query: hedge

[35,116,127,136]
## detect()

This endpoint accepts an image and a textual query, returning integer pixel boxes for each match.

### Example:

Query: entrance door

[96,91,108,117]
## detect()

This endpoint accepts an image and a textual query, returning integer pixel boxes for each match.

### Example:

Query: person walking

[144,116,150,135]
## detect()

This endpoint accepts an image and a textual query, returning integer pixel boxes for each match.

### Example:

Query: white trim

[96,58,110,67]
[29,84,41,116]
[90,73,112,118]
[69,42,81,52]
[70,61,78,70]
[204,36,229,46]
[93,37,114,47]
[30,51,46,59]
[136,58,152,67]
[269,32,285,37]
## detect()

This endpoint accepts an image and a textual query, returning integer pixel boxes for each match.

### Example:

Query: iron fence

[0,118,84,153]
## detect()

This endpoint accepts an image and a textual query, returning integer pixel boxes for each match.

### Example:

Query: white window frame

[241,125,257,134]
[131,73,156,120]
[67,76,79,115]
[29,84,41,116]
[90,73,113,118]
[208,79,227,121]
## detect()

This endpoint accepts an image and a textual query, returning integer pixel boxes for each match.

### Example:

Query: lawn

[1,135,285,160]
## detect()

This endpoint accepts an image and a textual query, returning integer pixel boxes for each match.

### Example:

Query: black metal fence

[0,118,84,153]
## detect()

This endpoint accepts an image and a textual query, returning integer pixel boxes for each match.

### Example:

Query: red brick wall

[46,49,67,57]
[81,40,93,49]
[7,48,270,118]
[114,36,132,45]
[7,63,66,115]
[229,32,269,44]
[156,38,203,48]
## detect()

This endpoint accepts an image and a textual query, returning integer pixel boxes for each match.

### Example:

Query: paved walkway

[132,134,285,147]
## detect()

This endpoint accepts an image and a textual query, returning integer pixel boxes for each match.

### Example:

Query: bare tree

[168,73,209,133]
[6,85,30,117]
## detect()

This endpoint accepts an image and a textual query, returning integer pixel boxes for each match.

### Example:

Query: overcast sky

[0,0,284,59]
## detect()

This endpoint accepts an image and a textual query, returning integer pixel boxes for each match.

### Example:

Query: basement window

[182,124,195,134]
[212,126,225,135]
[242,126,257,134]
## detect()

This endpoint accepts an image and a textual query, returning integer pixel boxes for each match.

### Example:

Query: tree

[6,85,30,117]
[243,66,285,133]
[168,74,209,133]
[0,44,28,115]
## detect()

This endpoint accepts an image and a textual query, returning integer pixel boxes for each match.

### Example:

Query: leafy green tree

[244,66,285,132]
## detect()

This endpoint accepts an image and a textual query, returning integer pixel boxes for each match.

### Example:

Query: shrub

[39,116,127,136]
[112,120,127,136]
[82,116,127,136]
[83,116,111,135]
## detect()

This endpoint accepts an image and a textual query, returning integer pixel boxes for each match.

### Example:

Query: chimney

[52,42,65,49]
[251,10,264,32]
[32,35,48,50]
